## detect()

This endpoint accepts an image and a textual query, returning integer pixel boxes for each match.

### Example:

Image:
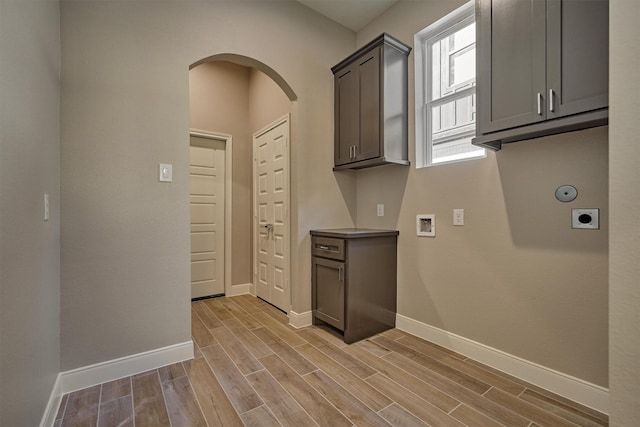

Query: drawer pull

[318,245,331,250]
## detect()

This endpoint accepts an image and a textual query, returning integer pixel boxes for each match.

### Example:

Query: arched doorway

[188,54,296,313]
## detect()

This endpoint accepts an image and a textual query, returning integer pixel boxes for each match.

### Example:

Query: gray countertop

[310,228,399,239]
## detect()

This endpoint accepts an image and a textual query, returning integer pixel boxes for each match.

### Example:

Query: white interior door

[190,135,225,299]
[253,116,290,312]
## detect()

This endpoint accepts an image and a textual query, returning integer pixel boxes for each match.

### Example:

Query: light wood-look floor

[55,295,608,427]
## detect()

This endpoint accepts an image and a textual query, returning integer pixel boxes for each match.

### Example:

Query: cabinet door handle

[549,89,555,112]
[537,93,543,115]
[353,145,357,159]
[338,266,344,281]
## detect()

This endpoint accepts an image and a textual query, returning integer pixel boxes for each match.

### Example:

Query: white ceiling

[296,0,400,32]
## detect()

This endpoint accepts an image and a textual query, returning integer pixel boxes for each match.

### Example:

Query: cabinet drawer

[312,237,345,261]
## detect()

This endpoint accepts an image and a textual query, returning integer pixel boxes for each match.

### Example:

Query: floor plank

[450,403,507,427]
[158,362,186,383]
[382,351,531,427]
[366,373,467,427]
[296,342,393,412]
[374,335,492,394]
[397,334,526,395]
[61,385,100,427]
[100,377,131,402]
[200,344,263,413]
[252,326,317,375]
[183,358,244,427]
[303,369,392,426]
[210,325,264,374]
[378,403,429,427]
[519,388,607,426]
[345,341,459,412]
[240,405,281,427]
[222,317,274,358]
[484,387,581,427]
[192,300,224,329]
[259,353,352,427]
[162,375,207,427]
[246,369,317,427]
[252,311,307,346]
[191,310,218,348]
[98,394,134,427]
[298,328,377,379]
[131,371,170,427]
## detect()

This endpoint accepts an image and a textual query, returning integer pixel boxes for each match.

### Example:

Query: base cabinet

[311,229,398,344]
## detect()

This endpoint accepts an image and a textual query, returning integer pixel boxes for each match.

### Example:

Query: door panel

[334,66,357,166]
[478,0,546,132]
[254,117,290,312]
[190,136,225,299]
[311,257,344,331]
[547,0,608,118]
[357,48,381,161]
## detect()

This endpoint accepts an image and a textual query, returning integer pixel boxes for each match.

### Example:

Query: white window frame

[415,1,484,167]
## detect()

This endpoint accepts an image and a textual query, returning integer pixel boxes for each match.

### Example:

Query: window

[415,2,484,167]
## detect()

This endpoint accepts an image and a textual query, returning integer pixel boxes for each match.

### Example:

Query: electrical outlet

[572,208,599,229]
[377,204,384,217]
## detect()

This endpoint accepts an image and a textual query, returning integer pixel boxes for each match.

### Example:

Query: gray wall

[249,67,292,133]
[609,0,640,424]
[0,0,61,425]
[356,0,608,387]
[60,0,356,370]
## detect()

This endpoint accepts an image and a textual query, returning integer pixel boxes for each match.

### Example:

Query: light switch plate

[159,163,172,182]
[453,209,464,226]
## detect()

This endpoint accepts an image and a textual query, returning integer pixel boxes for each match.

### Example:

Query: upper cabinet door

[356,47,381,162]
[546,0,609,119]
[334,65,357,167]
[477,0,547,133]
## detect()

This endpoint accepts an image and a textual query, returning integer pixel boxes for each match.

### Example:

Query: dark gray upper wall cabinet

[473,0,609,150]
[332,34,411,170]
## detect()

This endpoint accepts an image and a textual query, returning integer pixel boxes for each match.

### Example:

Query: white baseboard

[227,283,251,296]
[396,314,609,414]
[39,375,63,427]
[61,341,194,394]
[289,310,312,329]
[40,341,193,427]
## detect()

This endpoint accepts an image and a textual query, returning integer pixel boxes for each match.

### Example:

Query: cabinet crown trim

[331,33,411,74]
